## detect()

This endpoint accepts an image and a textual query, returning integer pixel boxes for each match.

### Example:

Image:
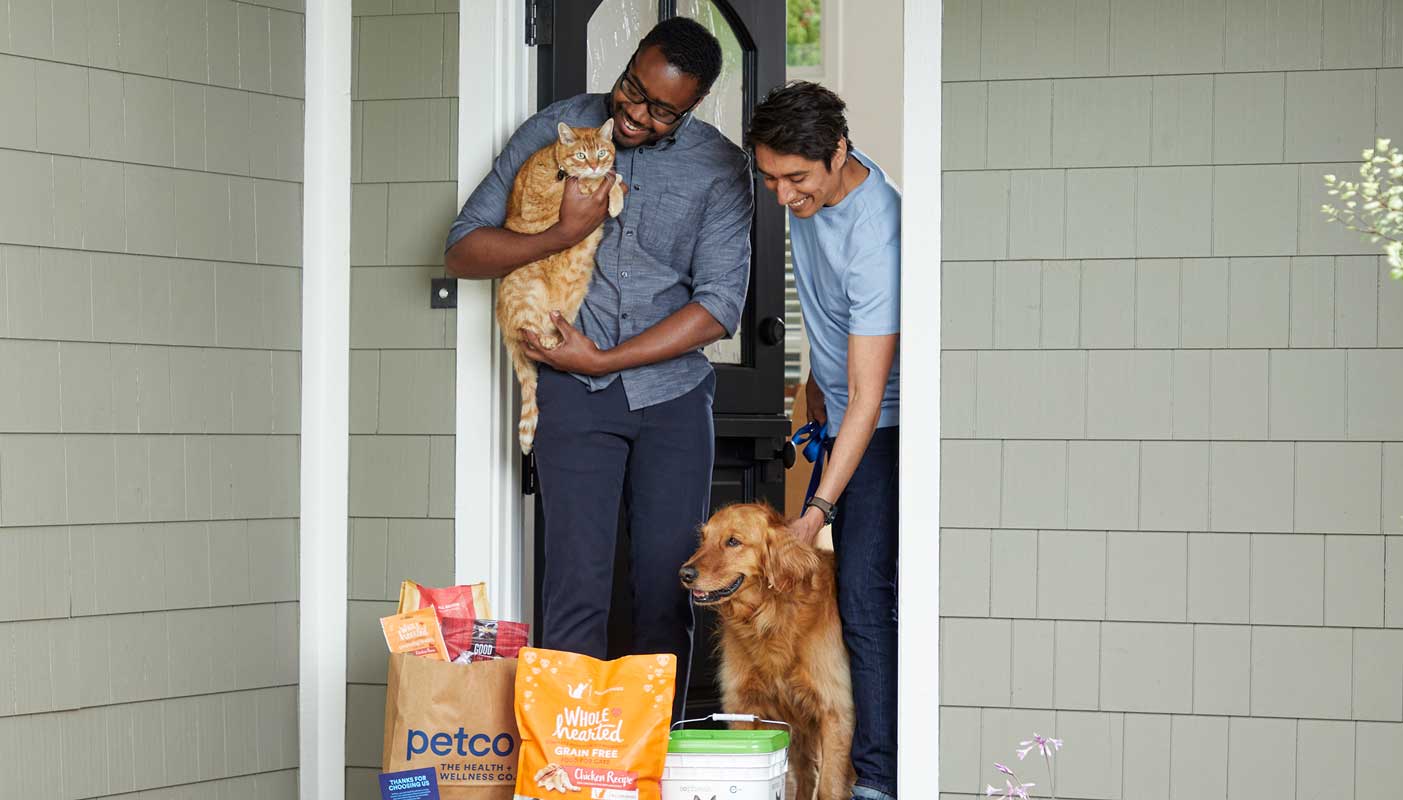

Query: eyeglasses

[614,53,701,125]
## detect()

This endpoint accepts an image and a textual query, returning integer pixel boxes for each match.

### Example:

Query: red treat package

[451,619,531,664]
[397,580,490,662]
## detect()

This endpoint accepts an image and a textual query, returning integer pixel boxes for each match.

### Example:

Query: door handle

[753,436,795,465]
[758,316,785,346]
[780,439,796,468]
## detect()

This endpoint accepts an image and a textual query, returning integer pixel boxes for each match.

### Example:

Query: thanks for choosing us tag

[379,766,440,800]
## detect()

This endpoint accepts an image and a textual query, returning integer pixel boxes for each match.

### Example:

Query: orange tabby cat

[498,120,625,453]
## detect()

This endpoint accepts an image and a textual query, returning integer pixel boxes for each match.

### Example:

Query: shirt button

[621,271,630,278]
[633,184,641,191]
[625,230,634,237]
[622,313,630,319]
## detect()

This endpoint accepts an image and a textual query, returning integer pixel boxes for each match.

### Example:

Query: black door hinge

[525,0,553,46]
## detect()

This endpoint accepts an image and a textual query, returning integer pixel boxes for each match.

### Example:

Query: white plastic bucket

[660,714,789,800]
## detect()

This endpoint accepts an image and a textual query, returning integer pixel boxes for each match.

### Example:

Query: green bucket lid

[668,729,790,754]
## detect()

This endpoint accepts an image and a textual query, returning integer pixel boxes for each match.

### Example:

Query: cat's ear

[597,118,615,141]
[557,122,578,145]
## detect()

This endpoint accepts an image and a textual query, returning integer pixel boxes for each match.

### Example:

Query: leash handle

[791,420,832,507]
[790,421,827,464]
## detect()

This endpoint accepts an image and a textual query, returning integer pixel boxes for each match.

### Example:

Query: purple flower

[995,763,1015,777]
[1018,733,1063,760]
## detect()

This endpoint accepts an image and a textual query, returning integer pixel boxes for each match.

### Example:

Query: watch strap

[806,495,837,525]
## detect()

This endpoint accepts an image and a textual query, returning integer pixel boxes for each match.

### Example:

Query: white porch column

[455,0,534,621]
[299,0,352,797]
[899,0,941,796]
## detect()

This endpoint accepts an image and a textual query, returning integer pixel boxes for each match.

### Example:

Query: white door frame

[897,1,940,796]
[453,0,535,622]
[449,2,942,795]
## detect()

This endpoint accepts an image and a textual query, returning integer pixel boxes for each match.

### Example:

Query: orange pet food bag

[513,647,676,800]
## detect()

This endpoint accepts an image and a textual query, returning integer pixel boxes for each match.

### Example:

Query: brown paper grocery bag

[382,653,520,798]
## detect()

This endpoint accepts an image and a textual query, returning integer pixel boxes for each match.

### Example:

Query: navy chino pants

[532,365,715,721]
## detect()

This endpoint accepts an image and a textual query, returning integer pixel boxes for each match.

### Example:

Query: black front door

[529,0,789,715]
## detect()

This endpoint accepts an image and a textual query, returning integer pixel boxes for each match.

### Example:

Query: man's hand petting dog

[790,505,826,547]
[520,312,612,376]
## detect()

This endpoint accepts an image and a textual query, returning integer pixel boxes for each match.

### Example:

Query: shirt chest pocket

[637,183,703,261]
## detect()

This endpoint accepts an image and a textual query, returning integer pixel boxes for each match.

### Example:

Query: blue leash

[790,420,831,506]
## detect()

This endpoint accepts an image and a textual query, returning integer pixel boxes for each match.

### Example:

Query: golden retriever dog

[679,503,855,800]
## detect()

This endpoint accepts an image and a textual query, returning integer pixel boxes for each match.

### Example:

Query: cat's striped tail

[511,347,540,454]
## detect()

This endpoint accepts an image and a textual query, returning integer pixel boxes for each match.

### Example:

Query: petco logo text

[406,729,516,760]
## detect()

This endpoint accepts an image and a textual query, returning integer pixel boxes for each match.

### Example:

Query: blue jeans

[830,426,899,800]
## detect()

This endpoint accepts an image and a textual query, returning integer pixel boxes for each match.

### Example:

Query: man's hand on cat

[552,174,626,248]
[520,311,614,376]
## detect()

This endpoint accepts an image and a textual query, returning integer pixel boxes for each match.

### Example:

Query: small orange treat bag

[379,606,450,661]
[513,648,676,800]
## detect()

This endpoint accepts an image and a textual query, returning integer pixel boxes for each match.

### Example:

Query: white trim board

[898,0,940,797]
[297,0,352,797]
[454,0,534,622]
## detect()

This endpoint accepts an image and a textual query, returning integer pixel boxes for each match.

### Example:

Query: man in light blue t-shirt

[747,82,900,800]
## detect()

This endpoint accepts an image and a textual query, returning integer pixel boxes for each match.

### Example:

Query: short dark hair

[745,81,852,170]
[640,17,723,95]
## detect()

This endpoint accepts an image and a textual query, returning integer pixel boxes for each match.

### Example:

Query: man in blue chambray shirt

[444,18,752,718]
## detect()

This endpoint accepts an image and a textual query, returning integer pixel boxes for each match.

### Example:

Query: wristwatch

[805,495,837,526]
